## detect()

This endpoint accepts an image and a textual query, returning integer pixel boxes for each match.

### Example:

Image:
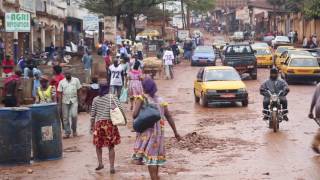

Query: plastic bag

[119,88,128,103]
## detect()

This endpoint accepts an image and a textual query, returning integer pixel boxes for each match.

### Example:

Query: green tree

[303,0,320,19]
[81,0,167,40]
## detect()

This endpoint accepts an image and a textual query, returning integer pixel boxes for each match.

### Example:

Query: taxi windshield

[290,58,319,67]
[256,49,271,55]
[204,69,241,81]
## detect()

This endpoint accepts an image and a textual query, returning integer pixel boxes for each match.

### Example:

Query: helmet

[270,67,278,74]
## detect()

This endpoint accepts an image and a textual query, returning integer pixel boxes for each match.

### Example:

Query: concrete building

[0,0,38,59]
[34,0,66,52]
[216,0,248,8]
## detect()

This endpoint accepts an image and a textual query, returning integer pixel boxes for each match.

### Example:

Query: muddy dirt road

[1,35,320,180]
[2,61,320,180]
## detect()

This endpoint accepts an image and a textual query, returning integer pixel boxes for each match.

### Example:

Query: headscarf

[142,78,157,98]
[99,83,109,97]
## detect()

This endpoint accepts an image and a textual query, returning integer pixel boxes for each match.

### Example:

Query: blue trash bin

[0,107,32,164]
[30,103,62,161]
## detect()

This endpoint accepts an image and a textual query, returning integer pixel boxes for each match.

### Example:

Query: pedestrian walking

[50,65,64,91]
[1,55,15,78]
[183,39,193,61]
[132,78,181,180]
[49,42,55,61]
[309,83,320,153]
[108,59,125,98]
[312,35,318,48]
[0,38,5,63]
[163,47,174,80]
[104,50,112,76]
[171,41,180,64]
[17,56,26,72]
[24,55,41,78]
[82,51,93,84]
[127,61,143,110]
[303,36,308,48]
[2,70,22,107]
[57,71,81,138]
[36,75,56,104]
[32,72,41,100]
[90,83,125,173]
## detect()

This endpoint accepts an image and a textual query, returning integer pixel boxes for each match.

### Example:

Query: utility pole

[180,0,185,29]
[162,2,166,37]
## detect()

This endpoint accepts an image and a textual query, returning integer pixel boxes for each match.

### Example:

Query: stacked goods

[143,57,163,68]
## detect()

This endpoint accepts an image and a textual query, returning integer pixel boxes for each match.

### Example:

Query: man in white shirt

[108,59,125,98]
[57,71,81,138]
[163,47,174,79]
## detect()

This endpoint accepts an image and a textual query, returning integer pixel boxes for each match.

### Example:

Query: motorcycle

[263,90,288,132]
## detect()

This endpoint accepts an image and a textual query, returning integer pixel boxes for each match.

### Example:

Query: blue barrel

[0,107,32,164]
[30,103,62,161]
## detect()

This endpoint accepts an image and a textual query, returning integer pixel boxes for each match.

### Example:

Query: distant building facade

[216,0,248,8]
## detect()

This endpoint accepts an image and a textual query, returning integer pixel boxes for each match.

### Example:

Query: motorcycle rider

[260,68,290,121]
[308,83,320,153]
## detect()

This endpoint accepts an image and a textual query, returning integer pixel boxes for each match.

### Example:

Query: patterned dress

[128,70,143,97]
[91,94,122,148]
[132,95,168,166]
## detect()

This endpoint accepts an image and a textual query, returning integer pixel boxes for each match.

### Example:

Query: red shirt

[50,74,65,89]
[2,59,14,74]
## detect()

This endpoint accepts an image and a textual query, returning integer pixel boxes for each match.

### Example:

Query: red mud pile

[166,132,255,153]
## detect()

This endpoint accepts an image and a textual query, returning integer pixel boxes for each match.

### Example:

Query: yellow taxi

[276,49,311,68]
[194,66,248,107]
[281,54,320,83]
[274,46,294,67]
[254,48,273,67]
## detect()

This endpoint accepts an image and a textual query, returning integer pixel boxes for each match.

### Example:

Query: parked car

[191,46,216,66]
[232,31,244,41]
[281,54,320,83]
[222,44,257,80]
[271,36,291,49]
[194,66,249,107]
[263,35,275,46]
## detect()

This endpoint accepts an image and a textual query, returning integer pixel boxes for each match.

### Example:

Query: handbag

[109,94,127,126]
[119,88,128,103]
[133,99,161,133]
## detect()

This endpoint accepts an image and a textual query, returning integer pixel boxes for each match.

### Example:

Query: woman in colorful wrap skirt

[132,78,181,180]
[90,83,125,173]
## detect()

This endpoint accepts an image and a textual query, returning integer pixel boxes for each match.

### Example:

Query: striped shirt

[90,94,124,122]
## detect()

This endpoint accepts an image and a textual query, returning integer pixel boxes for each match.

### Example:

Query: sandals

[110,169,115,174]
[95,165,116,174]
[95,165,104,171]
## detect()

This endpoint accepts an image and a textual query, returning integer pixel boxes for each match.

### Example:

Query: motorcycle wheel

[272,111,279,132]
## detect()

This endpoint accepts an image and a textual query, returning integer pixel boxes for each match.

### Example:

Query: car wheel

[194,90,200,103]
[242,99,249,107]
[191,61,195,66]
[200,93,208,107]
